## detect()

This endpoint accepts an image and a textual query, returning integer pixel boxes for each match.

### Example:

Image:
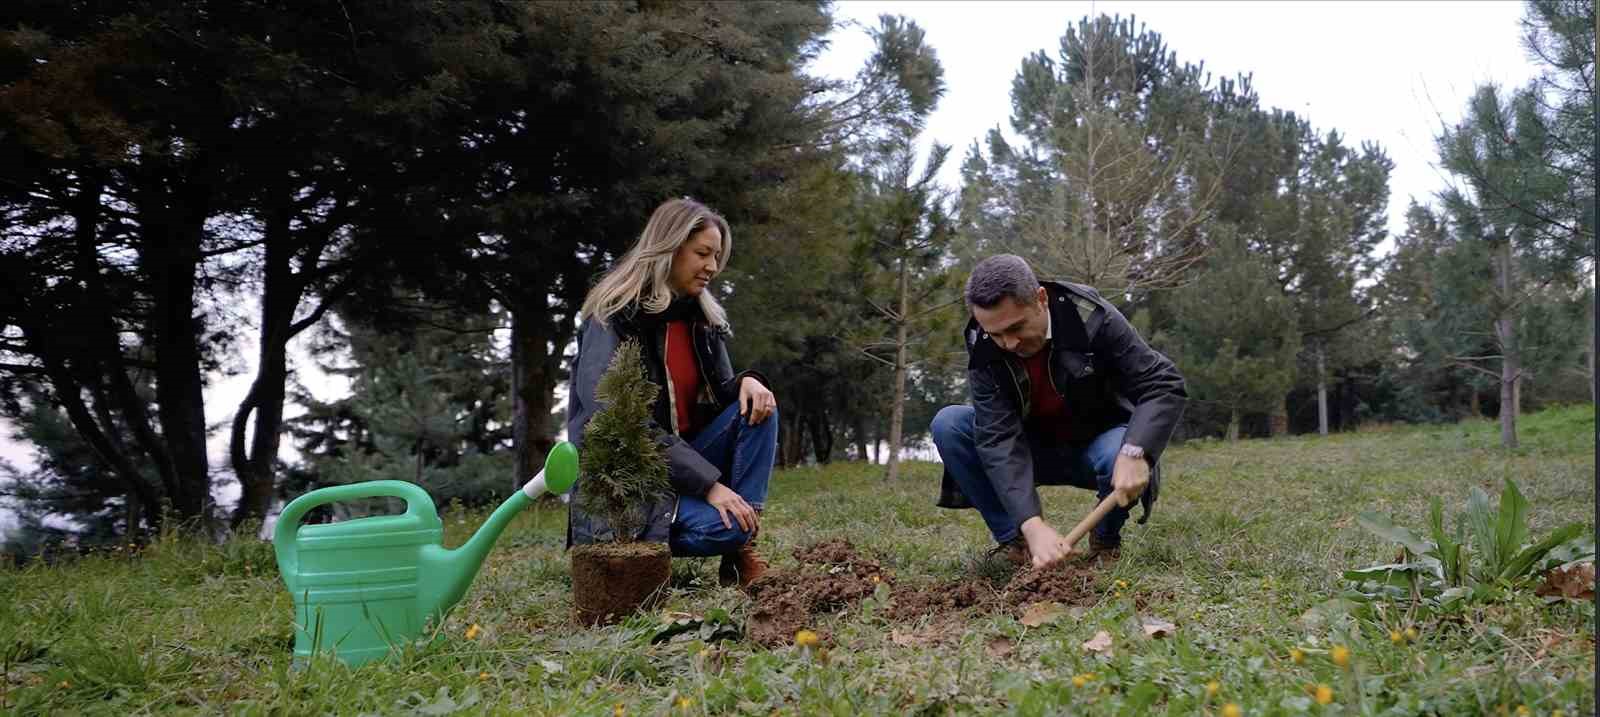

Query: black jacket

[937,281,1187,525]
[566,300,769,545]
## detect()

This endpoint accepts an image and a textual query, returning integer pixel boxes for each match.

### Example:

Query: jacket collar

[966,281,1093,369]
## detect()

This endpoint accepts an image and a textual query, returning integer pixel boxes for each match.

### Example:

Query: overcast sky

[810,0,1541,246]
[0,1,1544,529]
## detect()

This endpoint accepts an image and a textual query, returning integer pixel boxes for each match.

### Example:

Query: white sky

[811,0,1542,248]
[0,0,1543,528]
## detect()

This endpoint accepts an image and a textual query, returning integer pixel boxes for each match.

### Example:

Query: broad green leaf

[1465,487,1499,577]
[1500,523,1587,581]
[1358,511,1436,557]
[1494,478,1530,573]
[1542,534,1597,571]
[1427,497,1462,585]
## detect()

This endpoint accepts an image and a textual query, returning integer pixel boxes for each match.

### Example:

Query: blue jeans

[930,405,1128,547]
[669,403,778,557]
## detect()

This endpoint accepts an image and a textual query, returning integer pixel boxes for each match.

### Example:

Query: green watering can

[273,442,578,667]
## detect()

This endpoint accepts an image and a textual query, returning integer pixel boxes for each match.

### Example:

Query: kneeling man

[932,255,1187,569]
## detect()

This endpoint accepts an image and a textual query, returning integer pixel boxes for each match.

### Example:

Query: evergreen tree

[575,340,670,542]
[1158,228,1300,441]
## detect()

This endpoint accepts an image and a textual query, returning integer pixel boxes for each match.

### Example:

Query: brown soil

[885,579,995,620]
[570,541,671,626]
[745,539,890,646]
[745,540,1111,646]
[1000,559,1100,608]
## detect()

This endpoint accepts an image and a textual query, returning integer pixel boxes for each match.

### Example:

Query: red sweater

[665,320,701,436]
[1021,348,1070,438]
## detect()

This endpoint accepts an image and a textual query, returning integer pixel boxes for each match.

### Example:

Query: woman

[566,197,778,588]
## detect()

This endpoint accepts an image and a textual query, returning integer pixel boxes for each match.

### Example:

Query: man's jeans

[930,405,1129,547]
[669,403,778,557]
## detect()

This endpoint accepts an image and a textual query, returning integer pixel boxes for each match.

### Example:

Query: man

[931,254,1187,569]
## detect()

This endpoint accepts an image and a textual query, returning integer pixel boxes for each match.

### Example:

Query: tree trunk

[1494,240,1518,449]
[886,260,910,481]
[231,192,295,527]
[1268,395,1289,437]
[125,492,143,537]
[1469,385,1481,418]
[811,410,833,464]
[142,174,215,524]
[853,415,869,462]
[1316,346,1329,436]
[1226,407,1241,442]
[511,309,560,493]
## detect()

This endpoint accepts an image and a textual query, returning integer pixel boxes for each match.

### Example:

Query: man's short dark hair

[965,254,1040,309]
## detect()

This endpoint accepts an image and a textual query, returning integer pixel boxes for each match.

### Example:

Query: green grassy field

[2,407,1593,715]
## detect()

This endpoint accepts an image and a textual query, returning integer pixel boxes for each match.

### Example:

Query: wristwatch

[1119,444,1145,460]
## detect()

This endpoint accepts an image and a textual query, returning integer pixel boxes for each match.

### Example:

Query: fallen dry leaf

[1535,561,1595,601]
[888,622,959,648]
[1533,632,1566,660]
[1140,616,1177,638]
[1020,601,1068,627]
[985,636,1015,658]
[1082,630,1113,654]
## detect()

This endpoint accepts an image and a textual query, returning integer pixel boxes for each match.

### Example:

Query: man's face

[972,287,1050,358]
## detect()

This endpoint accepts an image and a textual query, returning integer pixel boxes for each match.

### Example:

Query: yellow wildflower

[676,696,694,710]
[794,629,820,648]
[1314,684,1333,705]
[1221,703,1241,717]
[1289,648,1305,664]
[1071,674,1089,688]
[1405,626,1419,641]
[1389,629,1404,644]
[478,671,490,681]
[465,623,483,640]
[57,680,70,689]
[613,703,625,717]
[1515,707,1530,716]
[1115,579,1129,588]
[1330,645,1349,668]
[1205,680,1221,698]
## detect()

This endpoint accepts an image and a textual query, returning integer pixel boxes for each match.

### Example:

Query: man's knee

[931,405,972,446]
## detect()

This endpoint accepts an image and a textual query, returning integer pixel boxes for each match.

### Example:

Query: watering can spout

[419,441,579,621]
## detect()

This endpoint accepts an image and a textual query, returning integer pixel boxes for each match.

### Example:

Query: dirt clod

[746,539,890,646]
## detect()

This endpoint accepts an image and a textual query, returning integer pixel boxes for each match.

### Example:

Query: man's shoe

[719,540,769,589]
[1088,534,1122,561]
[987,537,1030,568]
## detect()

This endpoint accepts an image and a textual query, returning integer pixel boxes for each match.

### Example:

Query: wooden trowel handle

[1062,494,1122,551]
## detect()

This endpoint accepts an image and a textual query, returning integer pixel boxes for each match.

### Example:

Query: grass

[1,405,1593,715]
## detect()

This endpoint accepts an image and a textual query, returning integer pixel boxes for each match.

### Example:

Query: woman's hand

[738,376,776,426]
[706,482,758,533]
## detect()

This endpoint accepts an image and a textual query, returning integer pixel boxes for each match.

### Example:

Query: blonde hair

[580,197,733,328]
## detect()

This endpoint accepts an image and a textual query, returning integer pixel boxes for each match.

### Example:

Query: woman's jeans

[669,403,778,557]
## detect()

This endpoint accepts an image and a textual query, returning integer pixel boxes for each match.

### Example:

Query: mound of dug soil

[885,557,1104,621]
[746,539,891,646]
[746,540,1110,646]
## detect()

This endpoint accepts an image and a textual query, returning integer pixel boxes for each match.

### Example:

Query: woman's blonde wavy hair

[580,197,732,328]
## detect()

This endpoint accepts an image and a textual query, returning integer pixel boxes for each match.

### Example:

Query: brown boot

[987,537,1030,568]
[719,532,769,589]
[1088,534,1122,562]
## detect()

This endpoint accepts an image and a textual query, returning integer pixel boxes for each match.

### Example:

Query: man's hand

[706,483,758,533]
[1020,516,1078,569]
[738,376,776,426]
[1110,450,1150,508]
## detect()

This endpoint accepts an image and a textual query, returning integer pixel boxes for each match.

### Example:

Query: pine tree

[575,340,670,543]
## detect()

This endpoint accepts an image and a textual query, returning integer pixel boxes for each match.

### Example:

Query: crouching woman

[566,197,778,588]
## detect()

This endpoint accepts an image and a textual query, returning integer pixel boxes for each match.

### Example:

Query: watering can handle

[273,481,438,584]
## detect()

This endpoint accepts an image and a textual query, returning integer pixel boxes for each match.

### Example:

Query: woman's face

[669,223,723,297]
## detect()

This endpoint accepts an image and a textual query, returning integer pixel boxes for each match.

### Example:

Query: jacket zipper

[661,325,680,435]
